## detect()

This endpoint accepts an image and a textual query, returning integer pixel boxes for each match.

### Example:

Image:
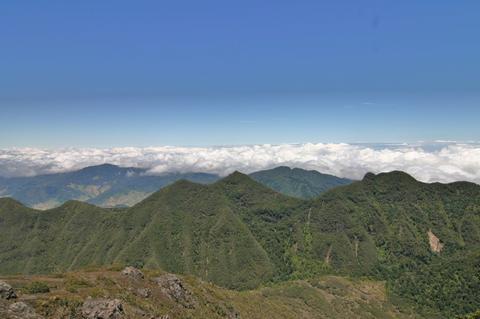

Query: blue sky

[1,1,480,147]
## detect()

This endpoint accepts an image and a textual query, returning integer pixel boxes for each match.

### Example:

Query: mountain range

[0,164,218,209]
[0,170,479,318]
[0,164,352,209]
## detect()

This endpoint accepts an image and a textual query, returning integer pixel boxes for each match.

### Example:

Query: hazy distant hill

[249,166,352,198]
[0,164,353,209]
[0,164,220,209]
[1,171,479,317]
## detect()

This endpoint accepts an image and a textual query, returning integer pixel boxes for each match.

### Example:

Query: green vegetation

[389,249,480,318]
[249,166,352,198]
[458,310,480,319]
[0,164,354,209]
[64,276,93,293]
[23,281,50,294]
[0,270,421,319]
[0,170,479,318]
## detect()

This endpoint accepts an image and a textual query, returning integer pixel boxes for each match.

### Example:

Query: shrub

[65,276,92,293]
[24,281,50,294]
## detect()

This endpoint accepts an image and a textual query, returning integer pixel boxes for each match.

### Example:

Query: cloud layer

[0,143,479,184]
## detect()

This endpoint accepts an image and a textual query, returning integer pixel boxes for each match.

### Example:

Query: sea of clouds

[0,142,479,184]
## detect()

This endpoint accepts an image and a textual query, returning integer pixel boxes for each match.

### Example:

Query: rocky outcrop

[0,281,16,300]
[152,274,196,308]
[8,301,43,319]
[81,298,124,319]
[121,266,144,280]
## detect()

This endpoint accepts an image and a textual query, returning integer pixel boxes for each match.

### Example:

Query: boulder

[81,298,124,319]
[0,281,16,300]
[151,274,196,308]
[8,301,43,319]
[121,266,144,280]
[136,288,151,298]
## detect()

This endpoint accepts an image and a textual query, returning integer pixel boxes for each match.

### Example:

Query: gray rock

[8,301,43,319]
[121,266,144,280]
[136,288,151,298]
[0,281,16,300]
[81,298,124,319]
[151,274,196,309]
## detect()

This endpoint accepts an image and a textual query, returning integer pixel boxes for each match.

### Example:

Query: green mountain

[0,171,479,317]
[249,166,352,198]
[304,172,480,317]
[0,164,352,209]
[0,164,220,209]
[0,173,302,290]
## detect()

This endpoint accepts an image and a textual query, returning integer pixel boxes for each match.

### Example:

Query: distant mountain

[0,164,353,209]
[249,166,353,198]
[0,164,219,209]
[1,170,479,317]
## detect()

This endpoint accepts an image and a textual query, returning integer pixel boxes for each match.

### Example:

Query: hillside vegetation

[249,166,352,198]
[0,164,352,209]
[0,268,420,319]
[0,171,479,317]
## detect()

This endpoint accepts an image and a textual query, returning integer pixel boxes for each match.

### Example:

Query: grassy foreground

[0,268,420,319]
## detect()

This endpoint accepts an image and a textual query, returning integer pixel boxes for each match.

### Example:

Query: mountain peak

[80,163,120,172]
[249,166,353,199]
[362,172,377,181]
[56,199,98,210]
[138,178,208,205]
[272,166,292,171]
[168,178,205,189]
[220,171,252,183]
[363,170,417,183]
[0,197,26,208]
[214,170,282,195]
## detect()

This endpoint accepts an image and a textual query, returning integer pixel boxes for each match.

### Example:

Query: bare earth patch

[427,230,444,253]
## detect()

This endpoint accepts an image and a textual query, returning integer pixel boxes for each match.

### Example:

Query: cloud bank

[0,143,479,184]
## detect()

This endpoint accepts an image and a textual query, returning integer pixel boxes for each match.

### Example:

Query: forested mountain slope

[0,171,479,317]
[249,166,352,198]
[0,164,352,209]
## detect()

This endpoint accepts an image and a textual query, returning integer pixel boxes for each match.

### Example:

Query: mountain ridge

[0,165,356,209]
[0,165,220,209]
[250,166,353,199]
[1,170,479,317]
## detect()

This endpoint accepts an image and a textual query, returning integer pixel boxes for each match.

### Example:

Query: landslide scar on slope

[427,229,444,253]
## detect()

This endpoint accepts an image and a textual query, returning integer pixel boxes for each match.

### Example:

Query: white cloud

[0,143,479,184]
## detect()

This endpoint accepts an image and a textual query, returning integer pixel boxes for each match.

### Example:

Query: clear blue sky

[1,1,479,147]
